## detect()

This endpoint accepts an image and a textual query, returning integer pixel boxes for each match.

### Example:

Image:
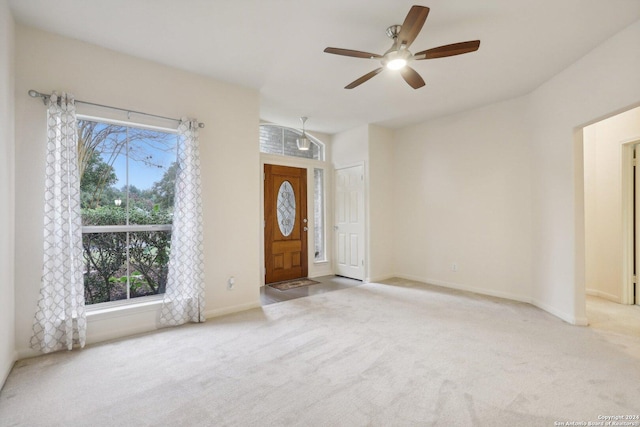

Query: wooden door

[264,164,308,283]
[334,165,365,280]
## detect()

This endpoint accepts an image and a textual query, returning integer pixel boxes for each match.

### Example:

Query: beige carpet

[269,278,320,291]
[1,279,640,426]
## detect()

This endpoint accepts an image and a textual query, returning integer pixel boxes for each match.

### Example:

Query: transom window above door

[259,124,324,161]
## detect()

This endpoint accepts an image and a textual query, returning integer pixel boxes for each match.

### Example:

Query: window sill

[86,296,163,321]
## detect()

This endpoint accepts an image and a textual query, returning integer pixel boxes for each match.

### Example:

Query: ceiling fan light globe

[386,58,407,70]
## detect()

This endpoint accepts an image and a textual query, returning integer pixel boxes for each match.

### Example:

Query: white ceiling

[9,0,640,134]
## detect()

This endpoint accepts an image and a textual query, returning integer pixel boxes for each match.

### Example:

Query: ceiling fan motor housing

[386,25,402,39]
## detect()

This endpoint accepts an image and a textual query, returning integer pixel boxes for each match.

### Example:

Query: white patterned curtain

[31,92,87,353]
[160,118,205,326]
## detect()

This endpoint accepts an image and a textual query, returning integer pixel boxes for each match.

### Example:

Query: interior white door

[334,165,365,280]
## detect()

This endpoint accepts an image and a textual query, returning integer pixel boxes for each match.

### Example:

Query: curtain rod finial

[28,89,49,105]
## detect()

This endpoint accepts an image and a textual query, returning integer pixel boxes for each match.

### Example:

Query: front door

[264,164,308,284]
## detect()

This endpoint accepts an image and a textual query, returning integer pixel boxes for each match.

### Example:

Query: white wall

[14,25,261,357]
[331,125,368,169]
[368,125,394,281]
[529,19,640,324]
[331,124,395,282]
[389,19,640,324]
[392,97,533,302]
[0,0,15,387]
[583,107,640,302]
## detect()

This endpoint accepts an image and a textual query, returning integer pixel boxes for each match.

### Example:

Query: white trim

[77,114,179,133]
[85,318,159,347]
[1,353,17,389]
[309,264,333,278]
[396,274,531,304]
[86,295,163,319]
[393,273,588,325]
[313,167,328,263]
[260,152,328,169]
[333,161,366,171]
[15,301,263,360]
[368,275,396,283]
[586,288,622,303]
[530,297,589,326]
[82,224,171,233]
[621,137,640,305]
[16,348,38,361]
[204,301,261,318]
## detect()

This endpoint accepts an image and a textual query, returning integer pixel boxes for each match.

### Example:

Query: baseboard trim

[16,348,38,360]
[394,274,531,304]
[15,301,263,361]
[204,301,261,319]
[89,323,159,346]
[530,297,588,326]
[1,351,17,390]
[393,274,588,326]
[368,275,395,283]
[585,288,621,303]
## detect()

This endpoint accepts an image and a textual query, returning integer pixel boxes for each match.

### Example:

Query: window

[259,124,324,161]
[79,117,178,305]
[314,168,326,262]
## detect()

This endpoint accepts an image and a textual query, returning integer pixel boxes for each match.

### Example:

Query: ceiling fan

[324,5,480,89]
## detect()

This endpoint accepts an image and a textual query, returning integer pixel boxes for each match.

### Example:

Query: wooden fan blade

[414,40,481,60]
[397,5,430,48]
[324,47,382,59]
[345,68,384,89]
[400,66,425,89]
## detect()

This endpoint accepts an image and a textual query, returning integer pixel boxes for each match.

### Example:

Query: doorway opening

[583,106,640,307]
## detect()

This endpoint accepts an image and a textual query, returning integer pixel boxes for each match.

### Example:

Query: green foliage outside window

[79,119,177,305]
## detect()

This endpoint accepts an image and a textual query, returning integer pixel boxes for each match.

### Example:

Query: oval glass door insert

[277,180,296,236]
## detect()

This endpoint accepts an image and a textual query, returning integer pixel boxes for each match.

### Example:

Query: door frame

[264,164,308,283]
[259,154,333,287]
[622,138,640,305]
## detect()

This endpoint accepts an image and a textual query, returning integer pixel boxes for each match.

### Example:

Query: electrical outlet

[227,276,235,290]
[451,263,458,272]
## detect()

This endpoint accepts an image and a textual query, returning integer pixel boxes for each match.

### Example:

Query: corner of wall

[529,19,640,324]
[0,0,17,388]
[530,297,588,326]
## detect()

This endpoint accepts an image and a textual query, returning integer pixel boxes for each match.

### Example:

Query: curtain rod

[28,90,205,128]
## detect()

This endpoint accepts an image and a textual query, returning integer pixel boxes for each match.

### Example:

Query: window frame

[78,114,178,309]
[259,123,325,161]
[313,167,327,263]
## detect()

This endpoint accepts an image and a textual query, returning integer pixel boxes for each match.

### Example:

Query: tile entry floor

[260,275,362,305]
